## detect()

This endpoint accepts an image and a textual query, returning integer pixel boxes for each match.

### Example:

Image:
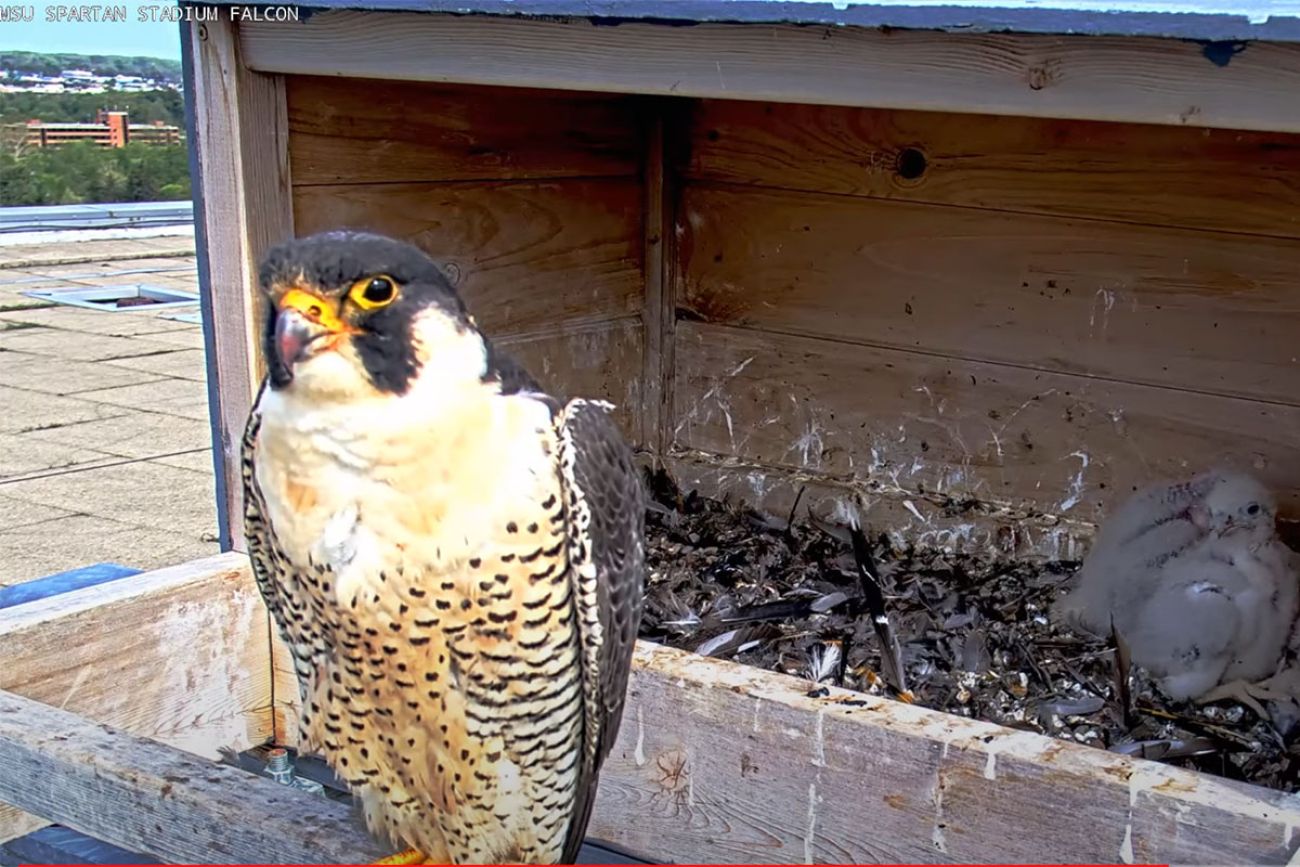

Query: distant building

[16,110,183,149]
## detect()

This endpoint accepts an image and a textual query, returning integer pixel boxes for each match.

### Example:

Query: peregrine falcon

[239,230,646,864]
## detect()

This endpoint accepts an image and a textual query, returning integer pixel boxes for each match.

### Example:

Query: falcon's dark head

[256,231,482,400]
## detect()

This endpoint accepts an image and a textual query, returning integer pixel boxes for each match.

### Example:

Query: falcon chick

[240,230,646,864]
[1056,469,1297,702]
[1054,468,1267,635]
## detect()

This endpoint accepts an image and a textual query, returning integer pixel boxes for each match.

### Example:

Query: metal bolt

[265,747,294,785]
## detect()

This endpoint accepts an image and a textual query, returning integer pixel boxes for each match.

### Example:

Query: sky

[3,2,181,59]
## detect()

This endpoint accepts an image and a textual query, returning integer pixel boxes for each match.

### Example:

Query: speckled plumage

[240,231,645,864]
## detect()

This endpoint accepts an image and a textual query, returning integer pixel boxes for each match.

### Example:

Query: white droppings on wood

[803,782,820,865]
[1288,832,1300,866]
[784,726,803,740]
[58,667,90,711]
[1120,761,1170,865]
[157,585,265,757]
[752,696,762,733]
[902,499,928,524]
[829,497,858,528]
[787,417,827,470]
[633,704,646,767]
[1058,450,1091,512]
[812,707,826,768]
[1119,824,1134,864]
[978,729,1053,784]
[931,741,950,854]
[1089,286,1117,336]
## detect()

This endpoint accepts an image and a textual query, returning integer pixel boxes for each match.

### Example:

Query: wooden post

[187,11,293,551]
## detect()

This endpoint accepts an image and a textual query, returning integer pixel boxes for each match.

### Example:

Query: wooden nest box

[4,3,1300,864]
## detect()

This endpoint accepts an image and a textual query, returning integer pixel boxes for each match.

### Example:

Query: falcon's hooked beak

[273,288,347,370]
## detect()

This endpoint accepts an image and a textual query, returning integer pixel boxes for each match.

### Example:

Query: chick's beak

[274,288,344,367]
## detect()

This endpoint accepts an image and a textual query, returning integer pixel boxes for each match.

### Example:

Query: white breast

[253,378,558,605]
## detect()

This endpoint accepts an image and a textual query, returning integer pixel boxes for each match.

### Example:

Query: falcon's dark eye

[1247,503,1261,516]
[348,275,398,310]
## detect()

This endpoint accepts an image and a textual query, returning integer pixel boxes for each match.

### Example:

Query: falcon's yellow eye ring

[349,275,398,310]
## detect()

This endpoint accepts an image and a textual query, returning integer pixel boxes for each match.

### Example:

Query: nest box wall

[278,74,1300,559]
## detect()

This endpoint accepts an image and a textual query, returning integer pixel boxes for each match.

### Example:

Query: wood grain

[679,184,1300,407]
[0,689,388,864]
[0,552,272,842]
[287,75,642,185]
[591,642,1300,865]
[640,112,671,461]
[497,317,646,445]
[189,15,293,552]
[670,322,1300,528]
[240,12,1300,133]
[293,178,643,335]
[683,99,1300,238]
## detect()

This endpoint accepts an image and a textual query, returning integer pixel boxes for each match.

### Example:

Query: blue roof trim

[192,1,1300,42]
[0,563,143,611]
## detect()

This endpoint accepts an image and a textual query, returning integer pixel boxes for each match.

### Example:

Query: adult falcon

[240,230,645,865]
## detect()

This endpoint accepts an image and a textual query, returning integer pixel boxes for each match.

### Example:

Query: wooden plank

[640,110,669,460]
[265,618,1300,862]
[287,75,642,185]
[592,643,1300,865]
[292,178,643,335]
[497,318,646,446]
[0,689,387,865]
[239,12,1300,134]
[679,184,1300,407]
[189,14,293,552]
[0,552,272,842]
[11,554,1293,864]
[670,322,1300,529]
[683,99,1300,239]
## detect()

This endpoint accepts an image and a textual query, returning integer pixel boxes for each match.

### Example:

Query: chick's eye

[1247,503,1261,516]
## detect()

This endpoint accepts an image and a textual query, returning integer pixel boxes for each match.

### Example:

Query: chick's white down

[1055,470,1298,702]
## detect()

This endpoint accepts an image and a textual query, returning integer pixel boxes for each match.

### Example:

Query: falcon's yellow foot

[372,849,427,865]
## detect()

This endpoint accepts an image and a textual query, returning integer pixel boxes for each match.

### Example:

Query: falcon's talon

[373,849,427,865]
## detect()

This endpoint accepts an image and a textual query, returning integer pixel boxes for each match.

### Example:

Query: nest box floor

[636,469,1300,793]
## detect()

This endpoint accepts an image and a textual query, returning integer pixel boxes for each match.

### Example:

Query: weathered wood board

[670,322,1300,532]
[189,18,293,552]
[63,556,1282,866]
[292,179,644,336]
[288,76,644,185]
[240,12,1300,134]
[498,318,646,444]
[0,552,271,842]
[683,99,1300,239]
[0,689,388,865]
[678,183,1300,407]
